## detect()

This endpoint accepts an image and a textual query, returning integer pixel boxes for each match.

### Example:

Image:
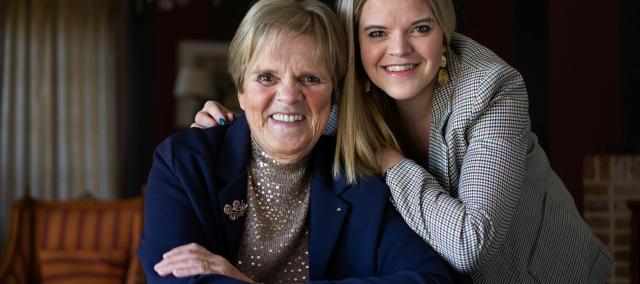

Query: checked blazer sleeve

[385,38,529,273]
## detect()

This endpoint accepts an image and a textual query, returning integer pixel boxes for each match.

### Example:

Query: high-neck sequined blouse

[235,139,311,284]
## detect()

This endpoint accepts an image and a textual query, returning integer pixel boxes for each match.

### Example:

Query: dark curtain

[123,0,153,197]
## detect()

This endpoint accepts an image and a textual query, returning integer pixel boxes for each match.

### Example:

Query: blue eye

[257,73,276,86]
[368,30,385,38]
[300,76,321,86]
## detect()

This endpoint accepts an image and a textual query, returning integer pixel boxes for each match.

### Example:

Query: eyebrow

[250,68,276,75]
[362,17,435,31]
[250,68,329,80]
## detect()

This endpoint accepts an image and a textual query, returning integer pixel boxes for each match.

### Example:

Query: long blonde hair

[333,0,457,183]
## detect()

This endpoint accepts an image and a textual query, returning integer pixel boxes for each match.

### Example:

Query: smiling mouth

[271,113,305,122]
[384,64,417,72]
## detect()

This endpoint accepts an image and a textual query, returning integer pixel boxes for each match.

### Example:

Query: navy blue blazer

[138,116,452,283]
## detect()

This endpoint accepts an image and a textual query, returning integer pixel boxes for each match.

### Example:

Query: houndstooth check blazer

[380,33,612,283]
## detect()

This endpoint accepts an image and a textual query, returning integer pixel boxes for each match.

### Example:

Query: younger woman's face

[358,0,444,101]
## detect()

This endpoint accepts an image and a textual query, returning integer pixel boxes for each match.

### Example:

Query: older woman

[137,0,452,283]
[193,0,611,283]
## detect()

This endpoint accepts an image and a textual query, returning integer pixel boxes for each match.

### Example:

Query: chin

[274,142,309,159]
[380,89,416,101]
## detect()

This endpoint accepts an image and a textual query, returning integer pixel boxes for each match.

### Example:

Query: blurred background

[0,0,638,282]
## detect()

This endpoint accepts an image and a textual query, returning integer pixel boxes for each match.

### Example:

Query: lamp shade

[174,66,216,98]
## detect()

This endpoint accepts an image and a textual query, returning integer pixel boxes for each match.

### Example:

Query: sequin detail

[236,139,311,284]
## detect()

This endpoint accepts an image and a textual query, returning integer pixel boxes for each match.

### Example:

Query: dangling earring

[437,47,449,86]
[364,79,371,93]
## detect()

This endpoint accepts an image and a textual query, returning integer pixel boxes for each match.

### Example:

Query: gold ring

[201,259,208,270]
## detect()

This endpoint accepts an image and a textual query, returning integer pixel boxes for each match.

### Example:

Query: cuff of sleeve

[384,159,412,183]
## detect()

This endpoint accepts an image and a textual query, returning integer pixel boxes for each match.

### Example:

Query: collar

[215,115,349,196]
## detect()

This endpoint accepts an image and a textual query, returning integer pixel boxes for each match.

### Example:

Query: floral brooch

[223,200,248,220]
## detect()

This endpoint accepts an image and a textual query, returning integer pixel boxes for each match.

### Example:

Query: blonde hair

[228,0,347,94]
[333,0,457,183]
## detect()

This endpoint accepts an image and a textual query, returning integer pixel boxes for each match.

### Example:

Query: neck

[390,85,435,166]
[249,138,310,187]
[394,85,435,125]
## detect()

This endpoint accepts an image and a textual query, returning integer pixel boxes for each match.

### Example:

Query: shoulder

[310,135,389,194]
[445,34,528,116]
[153,116,250,170]
[450,33,519,78]
[341,173,390,204]
[154,126,227,161]
[449,33,526,98]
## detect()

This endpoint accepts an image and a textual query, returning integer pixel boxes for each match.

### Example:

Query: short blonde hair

[334,0,457,183]
[228,0,347,94]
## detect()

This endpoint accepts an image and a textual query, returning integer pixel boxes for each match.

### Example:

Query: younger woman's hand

[377,147,405,175]
[154,242,254,282]
[191,100,236,129]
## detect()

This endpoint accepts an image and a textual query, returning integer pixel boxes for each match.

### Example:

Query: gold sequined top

[235,139,311,284]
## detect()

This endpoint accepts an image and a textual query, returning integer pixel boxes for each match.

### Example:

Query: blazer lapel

[428,36,464,188]
[214,116,252,261]
[217,173,248,261]
[432,41,456,135]
[308,170,350,280]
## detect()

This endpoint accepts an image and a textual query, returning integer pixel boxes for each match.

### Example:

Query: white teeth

[272,113,304,122]
[385,64,415,72]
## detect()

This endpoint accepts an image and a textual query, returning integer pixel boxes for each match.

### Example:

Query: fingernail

[219,118,226,126]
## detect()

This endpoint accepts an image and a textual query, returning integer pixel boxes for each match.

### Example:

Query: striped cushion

[38,249,127,284]
[0,195,144,284]
[34,206,140,251]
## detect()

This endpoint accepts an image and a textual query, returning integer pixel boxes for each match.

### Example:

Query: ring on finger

[201,259,209,270]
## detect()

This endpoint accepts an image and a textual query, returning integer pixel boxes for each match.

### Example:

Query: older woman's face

[239,33,333,164]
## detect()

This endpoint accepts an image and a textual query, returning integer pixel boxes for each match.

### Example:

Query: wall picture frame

[174,40,239,127]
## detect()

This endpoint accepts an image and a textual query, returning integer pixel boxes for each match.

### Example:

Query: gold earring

[437,48,448,86]
[364,80,371,93]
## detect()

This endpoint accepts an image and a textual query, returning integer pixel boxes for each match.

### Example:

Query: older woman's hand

[154,243,253,282]
[191,100,235,129]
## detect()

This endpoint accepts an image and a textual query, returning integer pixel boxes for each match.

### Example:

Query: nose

[388,33,412,56]
[276,79,303,104]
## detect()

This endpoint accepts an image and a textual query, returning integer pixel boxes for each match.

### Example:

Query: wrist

[378,148,404,175]
[383,158,403,178]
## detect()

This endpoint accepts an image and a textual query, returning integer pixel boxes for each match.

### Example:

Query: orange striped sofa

[0,193,145,284]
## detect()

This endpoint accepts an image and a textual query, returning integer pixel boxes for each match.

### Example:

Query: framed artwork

[175,40,239,127]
